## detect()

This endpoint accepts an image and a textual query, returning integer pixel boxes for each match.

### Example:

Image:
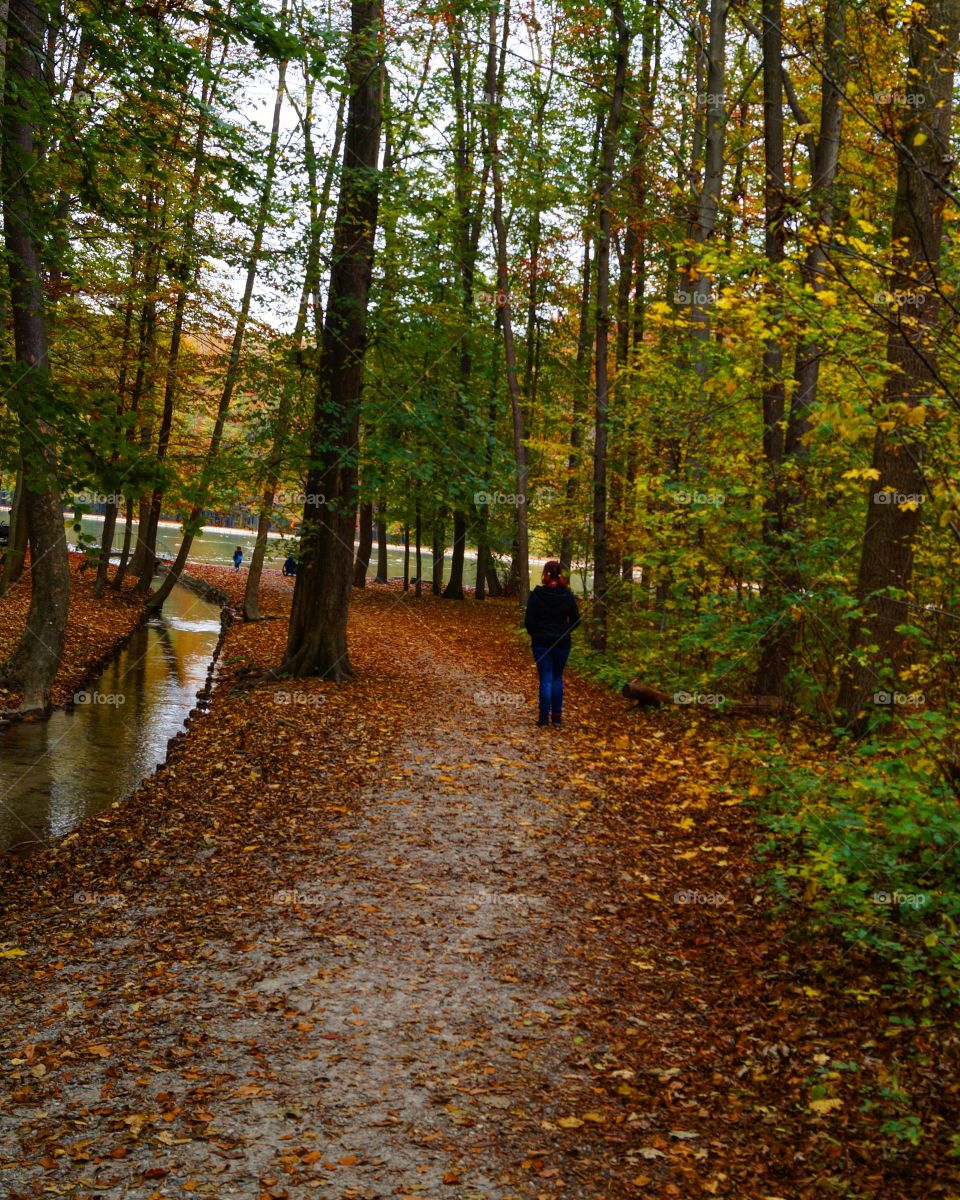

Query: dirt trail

[0,594,636,1199]
[2,583,957,1200]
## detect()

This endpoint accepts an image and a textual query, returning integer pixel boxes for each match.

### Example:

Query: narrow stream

[0,584,223,855]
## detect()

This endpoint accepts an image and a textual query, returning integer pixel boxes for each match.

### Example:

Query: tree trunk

[282,0,383,678]
[837,0,959,728]
[138,23,220,594]
[149,17,289,612]
[112,495,135,588]
[375,497,388,582]
[484,0,529,607]
[753,0,788,696]
[590,1,632,651]
[0,461,27,594]
[354,499,373,587]
[753,0,846,695]
[560,215,595,574]
[0,0,70,714]
[443,14,489,602]
[431,509,444,594]
[444,509,467,599]
[414,499,422,597]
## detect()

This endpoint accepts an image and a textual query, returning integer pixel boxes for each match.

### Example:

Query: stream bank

[0,582,226,854]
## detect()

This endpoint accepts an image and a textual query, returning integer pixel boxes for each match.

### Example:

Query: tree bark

[753,0,846,695]
[414,499,422,597]
[431,508,444,594]
[282,0,383,678]
[590,1,632,650]
[0,0,70,714]
[443,13,489,601]
[375,497,388,582]
[354,499,373,587]
[560,215,595,574]
[484,0,529,607]
[838,0,960,728]
[753,0,788,696]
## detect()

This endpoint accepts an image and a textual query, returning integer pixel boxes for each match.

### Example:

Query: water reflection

[0,584,222,854]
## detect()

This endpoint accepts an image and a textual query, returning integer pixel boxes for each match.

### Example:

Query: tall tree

[838,0,960,727]
[0,0,70,714]
[148,13,290,612]
[282,0,383,677]
[484,0,529,606]
[753,0,846,697]
[589,0,632,650]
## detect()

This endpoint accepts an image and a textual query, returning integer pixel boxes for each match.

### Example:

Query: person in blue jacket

[523,560,580,727]
[283,554,297,577]
[233,545,243,570]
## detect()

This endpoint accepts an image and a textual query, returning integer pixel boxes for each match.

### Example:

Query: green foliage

[749,713,960,995]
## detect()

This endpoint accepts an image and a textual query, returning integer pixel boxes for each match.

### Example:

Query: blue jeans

[532,642,570,719]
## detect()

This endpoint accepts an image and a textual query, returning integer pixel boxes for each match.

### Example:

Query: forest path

[1,580,951,1199]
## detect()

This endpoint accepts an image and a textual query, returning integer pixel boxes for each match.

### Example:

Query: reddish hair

[542,559,567,587]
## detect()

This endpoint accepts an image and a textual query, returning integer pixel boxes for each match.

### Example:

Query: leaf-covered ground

[0,556,146,713]
[0,570,957,1198]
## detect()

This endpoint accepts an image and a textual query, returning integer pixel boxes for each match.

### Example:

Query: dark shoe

[551,713,562,726]
[537,715,550,727]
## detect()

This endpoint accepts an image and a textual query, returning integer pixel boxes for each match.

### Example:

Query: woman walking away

[524,560,580,727]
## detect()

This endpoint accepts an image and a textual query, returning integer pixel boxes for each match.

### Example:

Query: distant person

[523,560,580,728]
[283,554,297,577]
[233,545,243,570]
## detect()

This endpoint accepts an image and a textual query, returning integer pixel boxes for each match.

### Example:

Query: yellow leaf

[808,1098,843,1115]
[583,1111,605,1123]
[913,131,928,146]
[0,948,27,958]
[817,289,838,306]
[557,1116,584,1129]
